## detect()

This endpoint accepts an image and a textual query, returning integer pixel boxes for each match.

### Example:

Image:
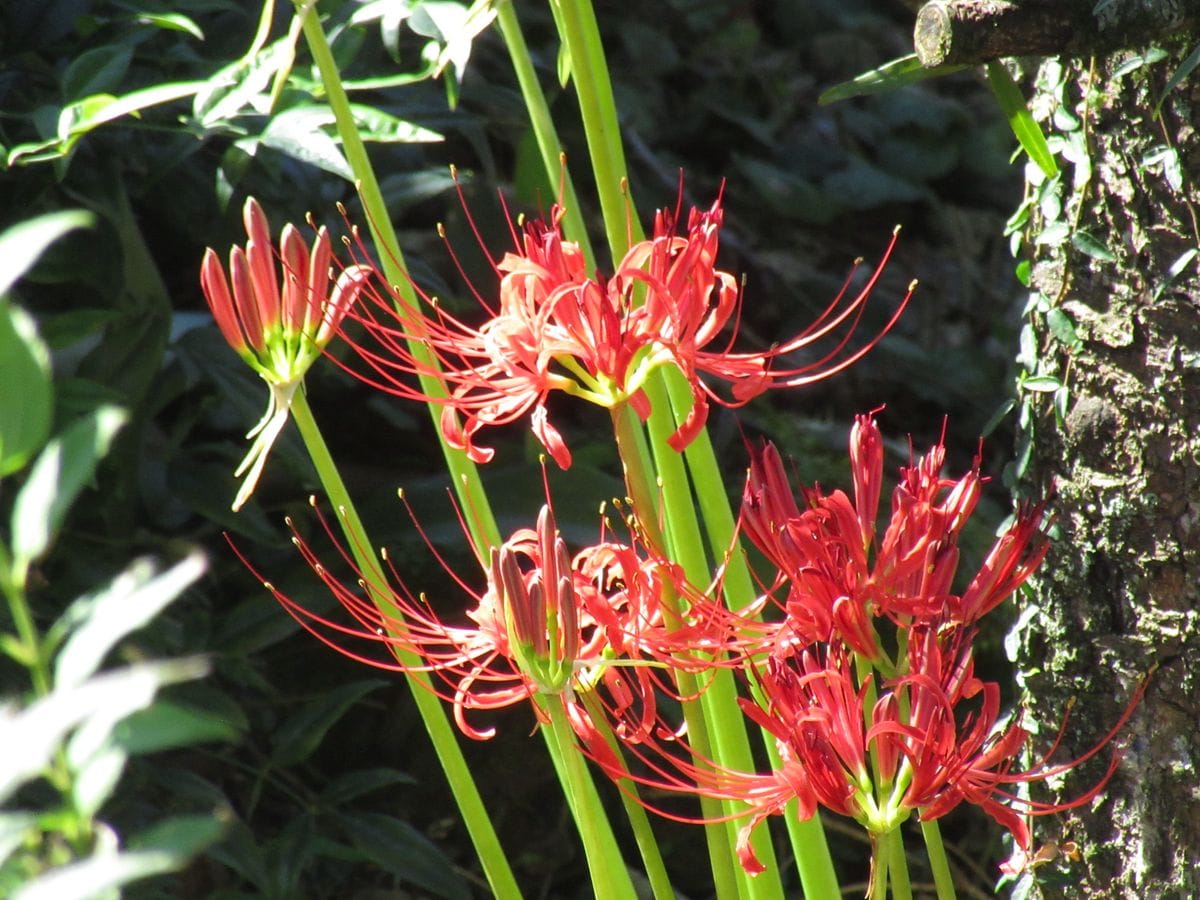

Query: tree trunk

[1010,40,1200,899]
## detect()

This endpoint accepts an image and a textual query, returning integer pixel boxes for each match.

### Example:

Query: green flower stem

[544,698,639,900]
[552,0,639,260]
[870,835,889,900]
[613,404,775,900]
[886,827,913,900]
[493,0,593,259]
[289,389,522,900]
[556,0,784,877]
[578,692,675,900]
[0,546,78,810]
[294,0,499,553]
[635,385,784,900]
[920,818,957,900]
[655,276,845,896]
[0,551,49,697]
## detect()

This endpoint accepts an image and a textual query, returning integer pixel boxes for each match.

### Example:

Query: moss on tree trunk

[1011,40,1200,899]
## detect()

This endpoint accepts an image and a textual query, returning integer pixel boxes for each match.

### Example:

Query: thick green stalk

[0,553,49,697]
[920,818,957,900]
[294,0,499,552]
[579,692,675,900]
[886,828,913,900]
[611,407,742,897]
[614,406,777,900]
[545,699,639,900]
[550,0,637,259]
[553,1,791,892]
[289,390,522,900]
[493,0,593,258]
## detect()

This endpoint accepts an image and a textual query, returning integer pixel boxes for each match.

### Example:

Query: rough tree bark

[1009,40,1200,900]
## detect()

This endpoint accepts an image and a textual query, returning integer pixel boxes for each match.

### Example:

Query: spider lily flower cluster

[335,194,914,468]
[577,415,1142,878]
[203,190,1142,894]
[200,197,369,509]
[256,489,711,742]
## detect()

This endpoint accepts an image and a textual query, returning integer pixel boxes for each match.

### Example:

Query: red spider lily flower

[740,414,1049,661]
[244,489,710,741]
[868,627,1147,866]
[576,639,880,875]
[336,191,912,468]
[200,197,370,510]
[582,623,1144,879]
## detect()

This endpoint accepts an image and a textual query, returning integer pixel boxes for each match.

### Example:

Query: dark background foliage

[0,0,1029,896]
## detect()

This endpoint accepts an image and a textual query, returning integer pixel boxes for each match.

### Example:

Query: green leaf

[61,45,133,101]
[1070,230,1116,262]
[0,210,94,299]
[1035,221,1070,246]
[0,813,38,869]
[258,108,353,181]
[132,12,205,41]
[12,814,223,900]
[113,699,241,755]
[8,82,204,166]
[194,38,295,126]
[54,553,206,689]
[10,406,128,580]
[1156,43,1200,112]
[981,397,1016,438]
[1014,259,1032,287]
[319,767,416,805]
[1153,247,1198,300]
[819,53,968,104]
[985,61,1058,179]
[347,104,443,143]
[127,814,226,859]
[1021,374,1062,393]
[0,659,208,804]
[0,303,54,479]
[270,680,387,767]
[1046,307,1083,350]
[337,812,470,900]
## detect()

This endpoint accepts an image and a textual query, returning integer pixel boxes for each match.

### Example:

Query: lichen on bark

[1009,40,1200,900]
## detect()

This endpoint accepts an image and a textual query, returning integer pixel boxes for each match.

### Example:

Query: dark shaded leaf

[270,680,387,767]
[337,811,470,900]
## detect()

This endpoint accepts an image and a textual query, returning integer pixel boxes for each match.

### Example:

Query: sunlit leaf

[0,659,207,803]
[12,813,223,900]
[1046,307,1083,350]
[8,82,204,165]
[132,12,205,41]
[0,813,37,869]
[0,210,93,299]
[194,38,294,125]
[10,406,128,580]
[986,61,1058,178]
[819,53,968,104]
[54,553,207,689]
[1021,374,1062,393]
[347,104,443,143]
[259,108,353,181]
